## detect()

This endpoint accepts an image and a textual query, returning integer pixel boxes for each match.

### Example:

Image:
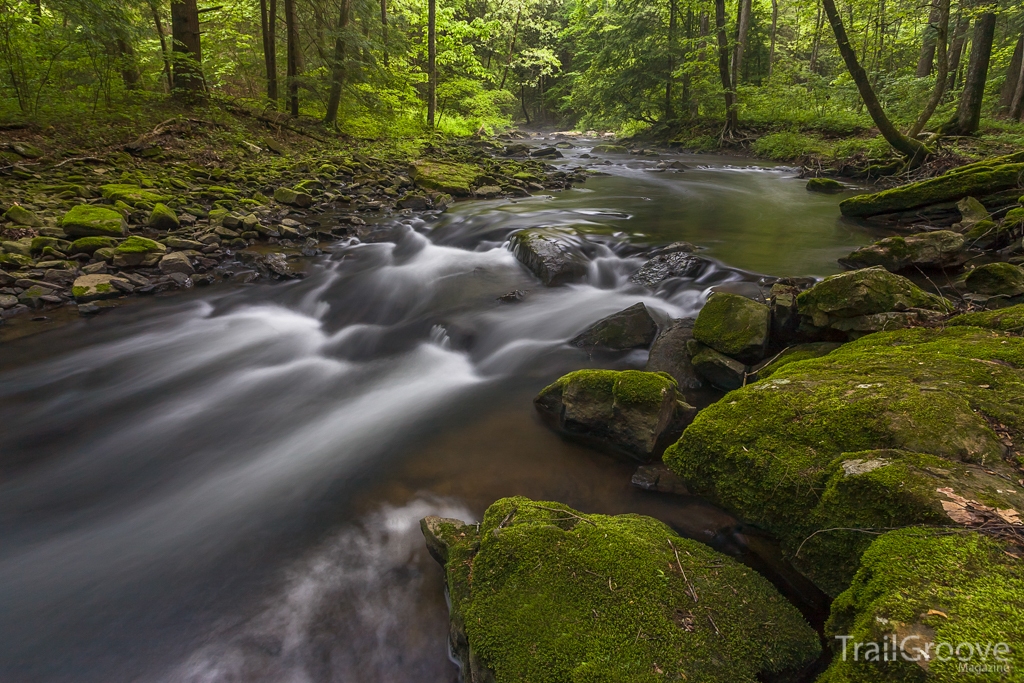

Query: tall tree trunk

[666,0,677,120]
[285,0,299,116]
[809,0,824,73]
[944,10,995,135]
[381,0,389,67]
[116,38,141,91]
[170,0,204,97]
[768,0,778,78]
[820,0,928,160]
[732,0,751,87]
[324,0,351,126]
[714,0,737,132]
[915,0,942,76]
[1010,42,1024,121]
[151,2,173,92]
[909,0,948,136]
[260,0,279,104]
[499,8,521,90]
[427,0,436,126]
[998,33,1023,114]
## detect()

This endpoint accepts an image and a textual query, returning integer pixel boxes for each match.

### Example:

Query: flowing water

[0,143,880,683]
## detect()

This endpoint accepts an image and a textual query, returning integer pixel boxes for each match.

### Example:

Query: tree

[915,0,942,77]
[149,0,173,92]
[714,0,737,132]
[426,0,436,126]
[998,33,1023,115]
[665,0,677,119]
[284,0,300,116]
[767,0,778,78]
[260,0,279,104]
[909,0,949,136]
[731,0,751,88]
[943,8,996,135]
[170,0,204,97]
[324,0,351,126]
[820,0,929,160]
[1011,46,1024,121]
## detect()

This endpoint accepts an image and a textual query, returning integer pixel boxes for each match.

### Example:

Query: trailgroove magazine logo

[835,634,1013,675]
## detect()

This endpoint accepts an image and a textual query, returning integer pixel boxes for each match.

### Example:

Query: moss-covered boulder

[70,236,117,255]
[948,303,1024,332]
[590,143,628,154]
[115,235,165,254]
[839,231,967,273]
[964,262,1024,298]
[99,184,171,205]
[273,187,313,208]
[693,292,770,363]
[755,341,841,379]
[535,369,695,461]
[570,302,658,351]
[688,341,748,390]
[421,497,821,683]
[61,205,127,238]
[820,529,1024,682]
[71,274,129,302]
[29,236,71,255]
[797,267,949,336]
[0,252,33,268]
[2,238,32,256]
[509,227,589,285]
[839,158,1024,218]
[148,203,179,231]
[952,196,990,232]
[4,204,42,227]
[664,325,1024,595]
[806,177,844,193]
[410,159,479,196]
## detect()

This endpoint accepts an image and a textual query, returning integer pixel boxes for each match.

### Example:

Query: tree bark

[944,15,969,97]
[150,1,173,92]
[427,0,436,126]
[284,0,299,116]
[732,0,751,87]
[499,8,521,90]
[260,0,279,104]
[945,10,995,135]
[915,0,942,77]
[820,0,928,160]
[998,33,1023,114]
[170,0,204,97]
[324,0,351,126]
[768,0,778,78]
[381,0,389,67]
[809,0,824,73]
[715,0,737,132]
[908,0,948,136]
[666,0,677,119]
[1010,46,1024,121]
[116,38,141,91]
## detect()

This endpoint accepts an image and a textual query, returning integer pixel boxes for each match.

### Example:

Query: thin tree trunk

[998,33,1023,114]
[324,0,351,126]
[150,2,173,92]
[1010,49,1024,120]
[520,84,530,124]
[666,0,677,119]
[170,0,204,97]
[945,10,995,135]
[427,0,436,126]
[381,0,389,67]
[909,0,948,136]
[499,8,521,90]
[260,0,279,104]
[768,0,778,78]
[945,16,969,97]
[715,0,737,132]
[809,0,823,73]
[732,0,751,87]
[915,0,941,76]
[285,0,299,116]
[820,0,928,160]
[116,38,141,90]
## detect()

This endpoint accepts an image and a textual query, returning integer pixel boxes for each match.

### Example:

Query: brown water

[0,142,879,683]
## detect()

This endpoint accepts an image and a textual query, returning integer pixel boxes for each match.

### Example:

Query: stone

[806,177,844,192]
[61,205,127,238]
[569,302,658,351]
[534,369,695,461]
[754,341,842,380]
[397,194,430,210]
[645,318,702,390]
[839,230,968,272]
[4,204,42,227]
[273,187,313,208]
[158,251,194,276]
[952,196,990,231]
[166,237,204,250]
[591,143,628,153]
[99,184,171,205]
[630,251,705,287]
[17,284,55,308]
[508,227,589,285]
[421,498,820,683]
[630,463,690,494]
[688,341,747,390]
[148,203,179,231]
[0,294,17,309]
[71,274,130,302]
[963,262,1024,297]
[410,160,479,196]
[530,147,562,158]
[692,292,770,363]
[474,185,502,198]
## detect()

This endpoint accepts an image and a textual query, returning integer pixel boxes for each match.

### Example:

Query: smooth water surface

[0,141,878,683]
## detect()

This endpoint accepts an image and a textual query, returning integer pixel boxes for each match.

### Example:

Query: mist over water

[0,144,873,683]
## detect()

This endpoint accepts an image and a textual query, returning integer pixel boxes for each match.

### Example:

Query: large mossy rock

[4,204,42,227]
[61,205,127,238]
[508,227,589,285]
[410,159,479,196]
[590,143,628,153]
[820,529,1024,682]
[797,266,949,336]
[421,497,821,683]
[664,326,1024,595]
[692,292,770,363]
[963,262,1024,298]
[839,230,967,272]
[755,341,841,379]
[535,369,695,461]
[99,184,171,205]
[570,302,658,351]
[948,303,1024,332]
[839,155,1024,218]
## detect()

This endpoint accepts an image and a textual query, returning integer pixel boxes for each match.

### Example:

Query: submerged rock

[645,317,703,390]
[664,325,1024,595]
[630,251,704,287]
[806,177,844,193]
[693,292,770,363]
[839,230,967,272]
[508,227,588,285]
[421,498,820,683]
[569,302,658,351]
[534,369,694,461]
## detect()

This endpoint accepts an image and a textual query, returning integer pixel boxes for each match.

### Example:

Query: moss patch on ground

[664,325,1024,595]
[949,304,1024,332]
[426,497,821,683]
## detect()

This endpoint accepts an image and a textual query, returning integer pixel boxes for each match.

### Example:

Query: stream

[0,143,880,683]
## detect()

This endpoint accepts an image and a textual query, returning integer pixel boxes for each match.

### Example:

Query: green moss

[752,132,826,161]
[99,184,171,205]
[148,202,179,231]
[410,159,479,196]
[663,326,1024,594]
[544,369,678,409]
[590,144,628,154]
[807,177,845,193]
[61,204,127,238]
[757,342,842,379]
[820,529,1024,682]
[0,252,33,267]
[692,292,770,362]
[963,262,1024,297]
[1004,207,1024,229]
[4,204,42,227]
[797,267,950,329]
[438,497,820,683]
[948,304,1024,332]
[839,163,1024,218]
[115,235,165,254]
